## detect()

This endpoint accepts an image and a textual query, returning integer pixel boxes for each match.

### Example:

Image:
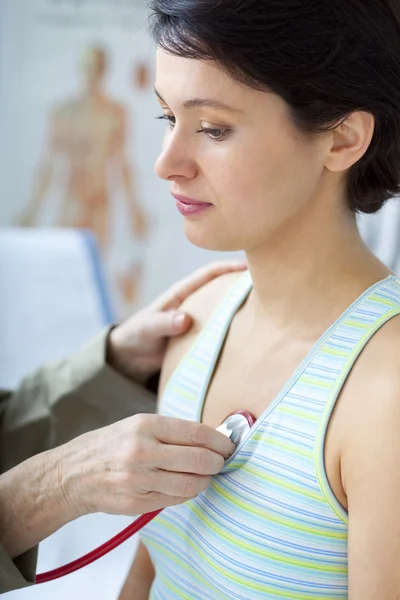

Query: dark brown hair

[150,0,400,213]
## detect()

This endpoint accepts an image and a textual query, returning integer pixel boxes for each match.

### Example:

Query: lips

[172,194,213,217]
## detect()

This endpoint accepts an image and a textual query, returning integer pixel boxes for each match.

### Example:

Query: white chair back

[0,228,137,600]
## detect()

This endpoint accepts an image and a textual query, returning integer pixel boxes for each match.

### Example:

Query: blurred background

[1,1,400,599]
[0,0,240,322]
[0,1,242,599]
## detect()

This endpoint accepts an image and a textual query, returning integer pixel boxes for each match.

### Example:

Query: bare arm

[341,320,400,598]
[118,542,155,600]
[0,447,73,560]
[0,413,233,560]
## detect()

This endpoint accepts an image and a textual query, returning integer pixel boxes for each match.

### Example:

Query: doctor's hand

[107,260,246,384]
[60,413,236,518]
[0,414,235,560]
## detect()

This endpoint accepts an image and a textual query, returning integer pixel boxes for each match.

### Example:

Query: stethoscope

[36,410,256,584]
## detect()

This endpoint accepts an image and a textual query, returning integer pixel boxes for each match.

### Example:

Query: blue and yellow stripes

[141,272,400,599]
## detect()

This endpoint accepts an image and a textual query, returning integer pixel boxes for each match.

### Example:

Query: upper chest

[200,317,316,430]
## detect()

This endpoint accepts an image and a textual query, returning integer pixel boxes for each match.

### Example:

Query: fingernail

[173,313,187,328]
[229,442,236,454]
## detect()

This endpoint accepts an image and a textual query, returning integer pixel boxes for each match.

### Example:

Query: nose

[154,129,198,182]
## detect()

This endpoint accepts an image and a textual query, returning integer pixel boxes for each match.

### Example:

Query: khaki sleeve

[0,327,157,472]
[0,544,37,593]
[0,327,157,591]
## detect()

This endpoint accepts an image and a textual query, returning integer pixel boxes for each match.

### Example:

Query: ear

[324,111,375,173]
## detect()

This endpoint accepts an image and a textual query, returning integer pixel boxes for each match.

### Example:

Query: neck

[245,200,389,333]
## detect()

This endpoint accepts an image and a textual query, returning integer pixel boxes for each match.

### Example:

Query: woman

[119,1,400,598]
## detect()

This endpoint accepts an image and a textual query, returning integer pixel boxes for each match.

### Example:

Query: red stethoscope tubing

[36,509,162,583]
[36,410,256,584]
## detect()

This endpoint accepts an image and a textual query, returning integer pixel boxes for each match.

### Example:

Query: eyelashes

[155,114,232,142]
[155,114,176,127]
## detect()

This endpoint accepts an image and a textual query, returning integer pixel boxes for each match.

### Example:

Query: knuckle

[113,470,132,496]
[182,476,199,497]
[194,448,207,472]
[128,439,145,463]
[127,438,156,468]
[132,413,152,431]
[117,469,149,498]
[189,423,209,447]
[190,448,210,474]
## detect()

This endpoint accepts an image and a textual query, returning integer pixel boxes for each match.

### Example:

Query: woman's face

[155,49,333,252]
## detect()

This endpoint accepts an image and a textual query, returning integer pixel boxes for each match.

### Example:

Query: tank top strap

[159,271,253,422]
[312,274,400,521]
[221,275,400,505]
[142,274,400,600]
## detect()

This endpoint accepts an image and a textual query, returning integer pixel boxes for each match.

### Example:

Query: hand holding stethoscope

[37,411,255,583]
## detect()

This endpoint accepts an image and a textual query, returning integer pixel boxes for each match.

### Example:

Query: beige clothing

[0,328,156,593]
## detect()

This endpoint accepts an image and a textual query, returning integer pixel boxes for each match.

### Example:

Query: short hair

[149,0,400,213]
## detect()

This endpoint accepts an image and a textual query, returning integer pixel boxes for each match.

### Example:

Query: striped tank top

[141,272,400,599]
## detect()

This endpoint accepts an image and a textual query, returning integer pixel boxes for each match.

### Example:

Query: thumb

[145,310,193,339]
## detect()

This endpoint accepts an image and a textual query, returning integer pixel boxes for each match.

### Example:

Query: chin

[183,221,242,252]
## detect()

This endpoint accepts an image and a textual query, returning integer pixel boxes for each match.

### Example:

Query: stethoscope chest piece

[37,409,257,583]
[216,410,256,446]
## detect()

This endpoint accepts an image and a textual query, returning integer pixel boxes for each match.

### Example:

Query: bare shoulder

[180,269,243,320]
[343,311,400,404]
[337,312,400,487]
[159,271,246,394]
[335,313,400,598]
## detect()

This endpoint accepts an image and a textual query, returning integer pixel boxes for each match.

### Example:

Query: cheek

[185,128,323,252]
[213,134,297,220]
[221,132,321,227]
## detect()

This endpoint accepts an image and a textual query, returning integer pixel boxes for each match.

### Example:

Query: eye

[197,126,231,141]
[155,114,176,129]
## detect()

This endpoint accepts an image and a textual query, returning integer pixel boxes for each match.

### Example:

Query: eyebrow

[154,88,243,114]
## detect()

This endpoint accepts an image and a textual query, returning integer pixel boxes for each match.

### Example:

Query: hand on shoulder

[159,270,247,394]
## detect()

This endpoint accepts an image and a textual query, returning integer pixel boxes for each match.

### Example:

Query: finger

[152,416,236,458]
[141,310,193,339]
[155,444,225,475]
[152,260,247,311]
[169,312,193,336]
[148,471,212,498]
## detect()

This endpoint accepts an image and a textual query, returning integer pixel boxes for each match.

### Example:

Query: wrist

[56,436,95,520]
[0,449,75,558]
